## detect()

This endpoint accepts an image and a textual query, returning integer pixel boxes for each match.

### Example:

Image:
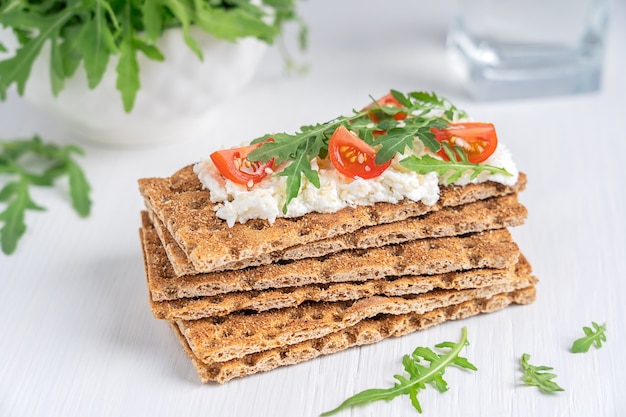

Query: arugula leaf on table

[571,322,607,353]
[0,136,92,255]
[320,327,477,415]
[519,353,564,393]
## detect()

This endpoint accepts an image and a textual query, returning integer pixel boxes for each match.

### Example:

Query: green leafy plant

[0,0,304,112]
[0,136,91,255]
[519,353,564,393]
[571,322,607,353]
[320,327,477,416]
[249,90,510,212]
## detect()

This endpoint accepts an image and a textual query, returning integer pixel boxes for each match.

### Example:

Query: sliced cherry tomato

[362,92,407,123]
[328,125,391,179]
[210,141,275,186]
[431,122,498,164]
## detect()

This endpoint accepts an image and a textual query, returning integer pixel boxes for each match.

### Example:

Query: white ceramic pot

[20,27,267,146]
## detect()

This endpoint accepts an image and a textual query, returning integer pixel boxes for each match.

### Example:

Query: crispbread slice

[150,262,520,320]
[148,192,527,276]
[176,260,535,364]
[138,165,526,273]
[172,286,536,383]
[141,214,520,301]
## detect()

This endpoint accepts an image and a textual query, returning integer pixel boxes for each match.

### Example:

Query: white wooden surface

[1,1,625,416]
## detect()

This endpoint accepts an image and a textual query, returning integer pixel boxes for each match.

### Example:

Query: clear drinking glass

[447,0,611,100]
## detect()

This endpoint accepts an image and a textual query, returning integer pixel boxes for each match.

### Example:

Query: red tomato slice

[362,93,407,123]
[210,141,275,186]
[328,125,391,179]
[431,122,498,164]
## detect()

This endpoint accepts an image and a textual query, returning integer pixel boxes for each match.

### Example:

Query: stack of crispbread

[138,165,536,383]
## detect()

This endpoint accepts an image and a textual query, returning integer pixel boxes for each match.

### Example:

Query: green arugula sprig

[320,327,477,416]
[0,136,91,255]
[249,90,506,213]
[400,142,511,184]
[0,0,303,112]
[571,322,607,353]
[519,353,564,393]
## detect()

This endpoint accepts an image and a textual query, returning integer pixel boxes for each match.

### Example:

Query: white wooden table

[1,1,625,416]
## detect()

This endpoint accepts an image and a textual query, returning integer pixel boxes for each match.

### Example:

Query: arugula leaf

[78,0,117,89]
[65,156,92,217]
[278,148,320,213]
[400,151,512,184]
[116,3,141,114]
[0,7,77,99]
[132,38,165,62]
[519,353,564,393]
[193,3,279,43]
[374,118,445,164]
[162,0,203,59]
[374,127,419,164]
[249,123,332,212]
[49,28,66,96]
[321,327,476,415]
[59,24,83,79]
[407,91,469,120]
[0,178,45,255]
[571,322,607,353]
[142,0,164,43]
[0,136,92,255]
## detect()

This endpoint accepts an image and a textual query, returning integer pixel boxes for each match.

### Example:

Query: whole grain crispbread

[141,214,520,301]
[150,261,521,320]
[176,261,535,364]
[172,286,536,383]
[138,165,526,274]
[147,192,527,276]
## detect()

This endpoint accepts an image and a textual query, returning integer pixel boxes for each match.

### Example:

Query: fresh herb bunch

[519,353,564,393]
[0,136,91,255]
[321,327,477,415]
[249,90,511,212]
[0,0,304,112]
[571,321,607,353]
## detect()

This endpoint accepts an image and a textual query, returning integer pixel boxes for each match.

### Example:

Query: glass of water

[447,0,611,100]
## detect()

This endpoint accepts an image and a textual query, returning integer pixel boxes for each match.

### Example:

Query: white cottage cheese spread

[194,137,518,227]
